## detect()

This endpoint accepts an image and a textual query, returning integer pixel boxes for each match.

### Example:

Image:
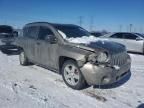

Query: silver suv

[16,22,131,90]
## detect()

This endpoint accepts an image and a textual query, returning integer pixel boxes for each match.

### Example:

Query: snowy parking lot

[0,50,144,108]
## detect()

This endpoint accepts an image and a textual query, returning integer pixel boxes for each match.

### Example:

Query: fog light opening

[116,76,120,81]
[102,76,111,84]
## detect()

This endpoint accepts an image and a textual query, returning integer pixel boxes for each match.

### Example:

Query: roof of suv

[24,22,79,28]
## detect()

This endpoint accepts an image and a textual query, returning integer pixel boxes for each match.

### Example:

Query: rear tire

[61,60,86,90]
[19,51,30,66]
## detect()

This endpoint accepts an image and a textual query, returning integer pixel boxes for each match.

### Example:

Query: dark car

[90,32,104,37]
[0,25,18,50]
[15,22,131,90]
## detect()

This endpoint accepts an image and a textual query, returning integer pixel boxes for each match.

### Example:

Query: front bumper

[80,60,131,85]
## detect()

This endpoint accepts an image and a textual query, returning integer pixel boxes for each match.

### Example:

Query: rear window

[0,26,13,33]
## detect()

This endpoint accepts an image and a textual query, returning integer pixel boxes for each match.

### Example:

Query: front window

[135,33,144,38]
[123,33,138,40]
[38,26,54,40]
[110,33,123,39]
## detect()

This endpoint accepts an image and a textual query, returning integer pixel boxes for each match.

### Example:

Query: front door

[36,26,58,69]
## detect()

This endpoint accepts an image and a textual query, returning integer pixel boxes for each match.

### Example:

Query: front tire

[61,60,86,90]
[19,51,29,66]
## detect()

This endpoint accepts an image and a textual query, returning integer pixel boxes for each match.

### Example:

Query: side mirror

[45,35,57,44]
[136,37,143,41]
[13,31,18,37]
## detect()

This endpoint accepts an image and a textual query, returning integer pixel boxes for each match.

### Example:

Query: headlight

[127,54,131,63]
[88,53,97,63]
[88,52,108,64]
[97,52,108,63]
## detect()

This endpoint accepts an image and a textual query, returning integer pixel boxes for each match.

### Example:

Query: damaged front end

[78,48,131,86]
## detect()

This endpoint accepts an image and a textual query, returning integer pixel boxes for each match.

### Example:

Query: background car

[90,32,104,37]
[101,32,144,54]
[0,25,18,50]
[90,31,108,37]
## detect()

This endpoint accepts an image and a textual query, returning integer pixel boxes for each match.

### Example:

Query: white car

[101,32,144,54]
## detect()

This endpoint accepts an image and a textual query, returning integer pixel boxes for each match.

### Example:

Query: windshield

[54,25,91,38]
[135,33,144,38]
[0,26,13,33]
[54,25,104,44]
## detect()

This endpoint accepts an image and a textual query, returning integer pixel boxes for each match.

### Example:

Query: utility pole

[134,28,137,33]
[140,26,143,33]
[119,25,122,32]
[89,16,94,31]
[126,26,129,32]
[129,24,133,32]
[79,16,83,27]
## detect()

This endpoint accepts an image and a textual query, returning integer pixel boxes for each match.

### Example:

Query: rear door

[122,33,143,53]
[23,26,39,62]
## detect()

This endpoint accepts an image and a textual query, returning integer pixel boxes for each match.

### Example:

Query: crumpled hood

[67,36,126,54]
[86,40,126,54]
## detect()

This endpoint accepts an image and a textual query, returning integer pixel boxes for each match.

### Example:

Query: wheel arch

[58,56,77,74]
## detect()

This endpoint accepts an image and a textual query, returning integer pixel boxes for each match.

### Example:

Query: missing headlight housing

[97,52,108,63]
[88,52,109,64]
[88,53,97,64]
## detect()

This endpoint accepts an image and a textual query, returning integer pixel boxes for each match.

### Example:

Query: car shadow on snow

[0,48,20,56]
[93,71,131,89]
[128,51,144,56]
[137,103,144,108]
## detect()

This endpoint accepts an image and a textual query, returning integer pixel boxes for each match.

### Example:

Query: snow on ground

[0,50,144,108]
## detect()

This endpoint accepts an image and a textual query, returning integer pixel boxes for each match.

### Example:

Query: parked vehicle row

[15,22,131,90]
[1,22,144,90]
